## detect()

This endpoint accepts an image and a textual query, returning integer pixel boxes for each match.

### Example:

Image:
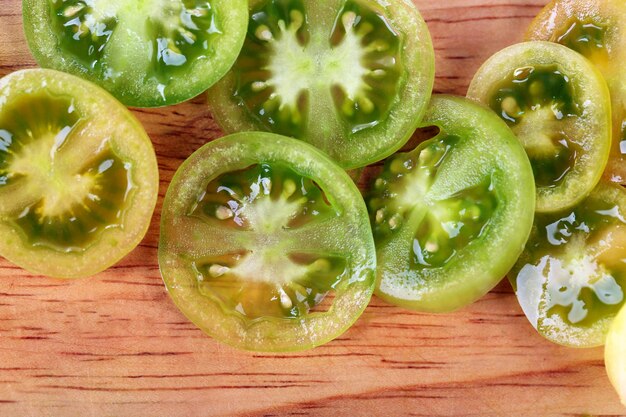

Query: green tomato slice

[158,133,375,351]
[23,0,248,107]
[468,41,611,213]
[208,0,435,169]
[606,304,626,406]
[366,95,535,313]
[509,182,626,348]
[0,69,159,278]
[526,0,626,185]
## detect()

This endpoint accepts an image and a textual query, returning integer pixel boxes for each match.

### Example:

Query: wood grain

[1,0,625,416]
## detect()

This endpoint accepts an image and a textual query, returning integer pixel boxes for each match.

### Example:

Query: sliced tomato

[208,0,435,169]
[468,41,612,213]
[159,132,375,351]
[0,69,159,278]
[23,0,249,107]
[510,182,626,348]
[526,0,626,184]
[366,95,535,313]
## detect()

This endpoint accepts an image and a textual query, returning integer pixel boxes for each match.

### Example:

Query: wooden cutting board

[0,0,624,415]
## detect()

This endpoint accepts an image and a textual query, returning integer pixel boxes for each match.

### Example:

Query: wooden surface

[0,0,624,416]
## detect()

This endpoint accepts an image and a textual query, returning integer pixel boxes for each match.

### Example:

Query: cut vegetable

[367,95,535,312]
[23,0,249,107]
[527,0,626,184]
[510,182,626,347]
[0,69,159,278]
[208,0,435,169]
[159,132,375,351]
[468,41,611,213]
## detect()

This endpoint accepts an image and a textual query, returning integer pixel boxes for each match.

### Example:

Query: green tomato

[0,69,159,278]
[468,41,611,213]
[208,0,435,169]
[23,0,248,107]
[367,95,535,313]
[158,132,376,351]
[510,182,626,348]
[606,304,626,406]
[526,0,626,185]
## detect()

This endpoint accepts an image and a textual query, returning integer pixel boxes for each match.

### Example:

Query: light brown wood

[0,0,624,416]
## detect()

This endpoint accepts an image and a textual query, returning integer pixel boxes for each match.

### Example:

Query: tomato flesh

[0,69,158,278]
[24,0,249,107]
[510,182,626,347]
[209,0,435,169]
[159,133,375,351]
[367,95,535,313]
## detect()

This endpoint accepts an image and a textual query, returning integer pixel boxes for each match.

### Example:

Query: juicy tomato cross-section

[510,182,626,348]
[367,95,535,313]
[0,69,159,278]
[159,132,375,352]
[209,0,435,169]
[527,0,626,184]
[23,0,249,107]
[468,41,611,213]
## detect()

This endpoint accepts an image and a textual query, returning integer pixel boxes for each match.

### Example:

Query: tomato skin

[159,132,375,352]
[468,41,612,213]
[208,0,435,169]
[22,0,249,108]
[369,95,535,313]
[0,69,159,278]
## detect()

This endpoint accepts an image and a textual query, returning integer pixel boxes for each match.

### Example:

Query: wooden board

[0,0,624,415]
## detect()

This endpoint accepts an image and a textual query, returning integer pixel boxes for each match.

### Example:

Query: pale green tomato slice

[510,182,626,348]
[23,0,248,107]
[606,304,626,406]
[158,132,376,351]
[526,0,626,185]
[0,69,159,278]
[468,41,611,213]
[367,95,535,313]
[208,0,435,169]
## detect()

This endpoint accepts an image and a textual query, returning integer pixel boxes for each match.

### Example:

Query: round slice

[23,0,248,107]
[606,304,626,406]
[509,182,626,348]
[527,0,626,184]
[208,0,435,169]
[159,132,376,351]
[366,95,535,313]
[468,41,611,213]
[0,69,159,278]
